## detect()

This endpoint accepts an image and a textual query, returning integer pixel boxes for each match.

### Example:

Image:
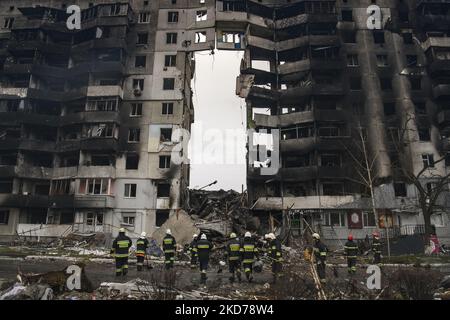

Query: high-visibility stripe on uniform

[197,245,210,249]
[229,244,240,251]
[164,239,174,244]
[118,240,130,248]
[114,253,129,258]
[164,249,175,253]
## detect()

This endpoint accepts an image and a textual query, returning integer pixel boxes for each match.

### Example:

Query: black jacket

[163,234,176,253]
[196,238,212,261]
[313,240,327,262]
[227,238,241,261]
[136,237,149,256]
[241,237,258,263]
[344,240,358,258]
[111,233,132,258]
[268,238,282,262]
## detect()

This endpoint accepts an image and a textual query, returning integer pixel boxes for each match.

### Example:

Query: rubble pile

[186,189,260,240]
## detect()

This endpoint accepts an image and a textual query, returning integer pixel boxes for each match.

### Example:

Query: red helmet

[372,232,380,238]
[348,234,353,241]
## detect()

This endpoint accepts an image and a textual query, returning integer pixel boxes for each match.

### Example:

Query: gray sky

[189,50,246,191]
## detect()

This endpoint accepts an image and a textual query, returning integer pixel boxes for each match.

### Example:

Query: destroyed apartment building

[0,0,450,248]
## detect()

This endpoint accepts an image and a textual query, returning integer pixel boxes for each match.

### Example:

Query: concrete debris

[440,275,450,289]
[152,209,200,247]
[0,283,53,300]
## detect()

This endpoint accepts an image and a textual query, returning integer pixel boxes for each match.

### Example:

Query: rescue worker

[226,232,242,283]
[267,233,283,283]
[189,234,199,268]
[196,233,212,284]
[312,233,327,282]
[372,231,382,264]
[110,228,132,276]
[241,231,258,283]
[136,232,149,271]
[162,229,176,269]
[344,234,358,274]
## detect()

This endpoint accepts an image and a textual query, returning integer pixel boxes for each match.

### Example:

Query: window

[91,155,113,166]
[128,128,141,142]
[168,11,179,23]
[163,78,175,90]
[363,212,376,227]
[155,210,170,227]
[406,55,417,67]
[166,33,178,44]
[0,210,9,225]
[376,54,388,67]
[126,154,139,170]
[159,155,171,169]
[3,18,14,29]
[431,213,445,227]
[422,154,435,168]
[135,55,147,68]
[133,79,144,91]
[162,102,174,115]
[124,184,137,198]
[341,9,353,22]
[122,213,135,226]
[373,31,385,44]
[322,183,344,196]
[347,54,359,67]
[139,12,150,23]
[87,98,117,111]
[88,124,115,138]
[394,182,407,197]
[160,128,172,142]
[157,184,170,197]
[80,178,111,195]
[137,33,148,45]
[350,77,361,90]
[410,78,421,90]
[164,55,177,67]
[323,212,346,227]
[195,31,207,43]
[196,10,207,22]
[418,128,430,141]
[380,78,392,90]
[130,103,143,117]
[384,103,395,116]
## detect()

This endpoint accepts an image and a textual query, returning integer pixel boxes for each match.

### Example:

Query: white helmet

[201,234,207,240]
[268,233,276,240]
[244,231,251,238]
[193,234,198,239]
[264,234,270,239]
[230,232,237,238]
[140,232,146,238]
[119,228,125,233]
[166,229,172,235]
[312,233,320,240]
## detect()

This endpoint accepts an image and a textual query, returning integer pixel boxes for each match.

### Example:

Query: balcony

[280,136,350,153]
[0,88,29,99]
[60,111,120,125]
[27,87,88,102]
[254,109,348,128]
[55,140,81,153]
[216,10,248,28]
[87,85,123,99]
[429,59,450,76]
[278,58,343,76]
[0,139,55,152]
[7,39,70,55]
[77,165,116,178]
[251,195,357,210]
[422,37,450,52]
[71,38,127,53]
[275,13,337,30]
[432,84,450,99]
[438,110,450,124]
[0,194,49,208]
[74,195,115,208]
[0,112,58,127]
[80,138,119,152]
[280,83,345,105]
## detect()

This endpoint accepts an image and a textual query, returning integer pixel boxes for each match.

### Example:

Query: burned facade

[0,0,449,246]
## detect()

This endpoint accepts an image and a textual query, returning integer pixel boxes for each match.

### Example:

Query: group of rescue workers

[110,227,382,284]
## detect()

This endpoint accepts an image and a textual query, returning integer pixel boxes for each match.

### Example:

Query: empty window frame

[383,103,396,116]
[196,10,207,22]
[160,128,172,142]
[135,55,147,68]
[0,180,13,193]
[166,32,177,44]
[168,11,179,23]
[394,182,407,197]
[410,78,422,90]
[373,31,385,44]
[163,78,175,90]
[137,32,148,45]
[164,55,177,67]
[0,210,9,225]
[157,184,170,197]
[91,154,113,166]
[139,12,150,23]
[51,179,72,195]
[350,77,361,90]
[126,154,139,170]
[376,54,389,67]
[341,9,353,22]
[155,210,170,227]
[380,78,392,90]
[133,79,144,91]
[162,102,174,115]
[124,184,137,198]
[322,183,345,196]
[130,103,143,117]
[418,128,431,141]
[159,155,171,169]
[221,32,241,44]
[3,18,14,29]
[128,128,141,142]
[347,54,359,66]
[88,124,115,138]
[195,31,207,43]
[320,153,341,167]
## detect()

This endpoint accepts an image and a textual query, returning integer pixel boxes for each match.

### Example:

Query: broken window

[128,128,140,142]
[418,128,431,141]
[383,102,396,116]
[27,209,47,224]
[51,179,72,195]
[88,124,115,138]
[133,79,145,91]
[347,54,358,67]
[406,55,417,67]
[196,10,207,22]
[373,31,385,44]
[109,4,121,16]
[195,31,207,43]
[322,183,344,196]
[168,11,179,23]
[376,54,389,67]
[320,154,341,167]
[126,154,139,170]
[159,155,171,169]
[137,32,148,45]
[163,78,175,90]
[0,180,13,193]
[157,184,170,197]
[223,1,245,12]
[130,103,143,116]
[162,102,174,115]
[394,182,407,197]
[165,55,177,67]
[221,32,241,44]
[124,184,137,198]
[160,128,172,142]
[35,183,50,195]
[166,32,178,44]
[155,210,170,227]
[135,55,147,68]
[139,12,150,23]
[422,154,435,168]
[0,210,9,225]
[91,154,113,166]
[283,154,310,168]
[3,17,14,29]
